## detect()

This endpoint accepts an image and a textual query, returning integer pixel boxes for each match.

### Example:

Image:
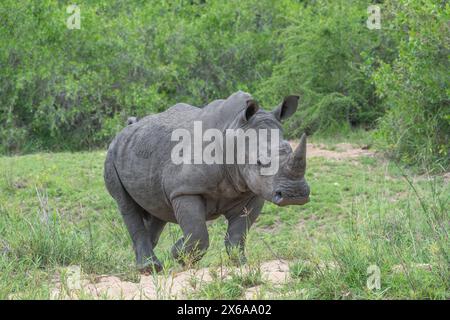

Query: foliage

[371,0,450,170]
[0,0,288,152]
[0,0,448,169]
[258,0,385,137]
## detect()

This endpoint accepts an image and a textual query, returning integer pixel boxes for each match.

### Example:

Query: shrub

[372,0,449,171]
[257,0,384,137]
[0,0,291,153]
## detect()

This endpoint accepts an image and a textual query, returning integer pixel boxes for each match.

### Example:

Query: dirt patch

[443,172,450,184]
[244,285,263,299]
[50,259,291,300]
[391,263,433,274]
[290,142,375,160]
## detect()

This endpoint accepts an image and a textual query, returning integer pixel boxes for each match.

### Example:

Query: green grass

[0,141,448,299]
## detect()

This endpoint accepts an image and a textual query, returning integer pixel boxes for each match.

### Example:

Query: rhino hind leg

[104,158,163,273]
[143,215,167,248]
[121,203,163,273]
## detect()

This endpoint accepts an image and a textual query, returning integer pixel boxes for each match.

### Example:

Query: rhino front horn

[288,133,307,175]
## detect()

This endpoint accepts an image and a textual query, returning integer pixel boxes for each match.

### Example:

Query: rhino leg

[224,196,264,265]
[104,159,162,273]
[171,195,209,265]
[143,215,167,248]
[120,202,164,273]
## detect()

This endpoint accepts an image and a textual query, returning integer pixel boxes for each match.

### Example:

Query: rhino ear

[243,99,259,121]
[272,95,299,121]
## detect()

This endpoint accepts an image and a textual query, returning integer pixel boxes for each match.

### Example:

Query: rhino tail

[127,116,139,125]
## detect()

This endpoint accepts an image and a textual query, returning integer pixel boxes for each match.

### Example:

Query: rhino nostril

[273,191,283,203]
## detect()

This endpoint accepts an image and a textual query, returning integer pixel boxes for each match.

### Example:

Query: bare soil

[51,260,290,300]
[301,142,375,160]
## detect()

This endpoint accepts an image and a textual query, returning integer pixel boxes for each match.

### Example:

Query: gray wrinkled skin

[104,91,310,272]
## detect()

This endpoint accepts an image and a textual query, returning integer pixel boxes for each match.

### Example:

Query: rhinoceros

[104,91,310,272]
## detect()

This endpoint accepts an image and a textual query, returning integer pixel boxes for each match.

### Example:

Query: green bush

[0,0,448,170]
[257,0,384,137]
[372,0,449,171]
[0,0,289,153]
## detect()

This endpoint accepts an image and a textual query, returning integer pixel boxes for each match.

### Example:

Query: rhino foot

[137,259,163,274]
[171,237,207,267]
[229,254,247,266]
[226,246,248,266]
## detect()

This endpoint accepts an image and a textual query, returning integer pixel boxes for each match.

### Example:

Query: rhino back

[107,91,253,219]
[110,103,201,217]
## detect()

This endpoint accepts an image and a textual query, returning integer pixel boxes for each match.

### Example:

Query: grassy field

[0,136,448,299]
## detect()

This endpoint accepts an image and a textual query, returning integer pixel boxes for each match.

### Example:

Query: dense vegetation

[1,0,449,170]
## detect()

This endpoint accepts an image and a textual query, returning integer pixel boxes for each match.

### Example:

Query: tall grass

[0,149,448,299]
[284,169,449,299]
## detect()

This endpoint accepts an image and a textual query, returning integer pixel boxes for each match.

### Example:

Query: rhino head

[227,96,310,207]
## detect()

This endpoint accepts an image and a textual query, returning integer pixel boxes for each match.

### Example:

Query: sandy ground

[49,259,433,300]
[51,259,290,300]
[301,142,374,160]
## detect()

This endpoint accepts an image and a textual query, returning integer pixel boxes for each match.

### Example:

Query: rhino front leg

[171,195,209,265]
[224,196,264,265]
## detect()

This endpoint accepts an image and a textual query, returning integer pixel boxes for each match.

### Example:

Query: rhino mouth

[272,192,309,206]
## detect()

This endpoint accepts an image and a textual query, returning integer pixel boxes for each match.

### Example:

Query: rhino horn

[287,133,307,176]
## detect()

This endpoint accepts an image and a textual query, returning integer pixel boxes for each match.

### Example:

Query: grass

[0,136,448,299]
